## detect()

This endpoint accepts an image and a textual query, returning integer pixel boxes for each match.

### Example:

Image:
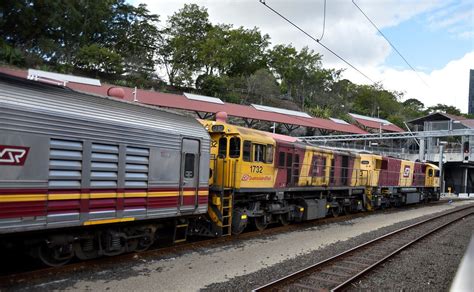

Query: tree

[108,3,160,80]
[157,4,211,87]
[403,98,424,112]
[1,0,160,82]
[74,44,123,77]
[268,44,336,109]
[352,84,401,119]
[426,104,462,116]
[245,68,280,103]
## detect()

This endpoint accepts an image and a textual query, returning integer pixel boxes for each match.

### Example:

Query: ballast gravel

[203,202,474,291]
[6,200,473,292]
[350,215,474,291]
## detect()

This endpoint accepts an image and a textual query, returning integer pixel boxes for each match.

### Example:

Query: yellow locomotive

[200,119,440,235]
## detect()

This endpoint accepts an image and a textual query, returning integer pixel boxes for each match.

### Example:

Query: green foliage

[267,44,338,108]
[308,105,332,119]
[157,4,211,87]
[1,0,159,82]
[426,104,462,116]
[75,45,123,76]
[195,74,229,97]
[0,1,460,127]
[0,42,25,66]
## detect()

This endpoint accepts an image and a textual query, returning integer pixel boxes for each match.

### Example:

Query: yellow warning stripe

[148,191,177,198]
[0,190,209,202]
[83,217,135,226]
[48,193,81,200]
[0,194,46,202]
[89,193,118,199]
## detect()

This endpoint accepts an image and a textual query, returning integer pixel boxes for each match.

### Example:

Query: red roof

[349,113,404,132]
[0,67,367,134]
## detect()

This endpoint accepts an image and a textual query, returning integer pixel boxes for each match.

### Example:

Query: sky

[133,0,474,113]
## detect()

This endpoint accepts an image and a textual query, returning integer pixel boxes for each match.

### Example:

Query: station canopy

[0,67,367,134]
[349,113,403,132]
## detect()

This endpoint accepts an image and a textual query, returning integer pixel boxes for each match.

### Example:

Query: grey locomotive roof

[0,74,209,143]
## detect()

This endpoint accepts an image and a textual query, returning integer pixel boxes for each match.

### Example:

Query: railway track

[0,200,462,288]
[253,204,474,292]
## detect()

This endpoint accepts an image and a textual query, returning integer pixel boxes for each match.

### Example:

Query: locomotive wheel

[231,208,248,235]
[342,205,351,215]
[330,204,341,217]
[253,216,268,231]
[279,213,290,226]
[36,242,73,267]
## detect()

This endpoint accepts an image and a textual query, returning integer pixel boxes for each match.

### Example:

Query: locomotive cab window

[229,137,241,158]
[184,153,195,178]
[243,141,251,162]
[265,145,274,164]
[218,137,227,158]
[428,169,433,177]
[375,159,383,170]
[435,170,440,177]
[253,144,266,163]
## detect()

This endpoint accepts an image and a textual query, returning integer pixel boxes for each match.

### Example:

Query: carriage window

[428,169,433,177]
[243,141,251,161]
[253,144,266,162]
[229,137,241,158]
[184,153,195,178]
[278,152,286,167]
[265,145,274,164]
[286,153,293,168]
[218,137,227,158]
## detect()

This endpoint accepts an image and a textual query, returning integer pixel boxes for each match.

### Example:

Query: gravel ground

[350,215,474,291]
[4,200,473,292]
[203,202,474,291]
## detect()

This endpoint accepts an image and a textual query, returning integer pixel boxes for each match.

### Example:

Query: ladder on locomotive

[220,191,232,236]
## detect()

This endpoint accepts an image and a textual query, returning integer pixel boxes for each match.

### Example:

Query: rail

[253,205,474,292]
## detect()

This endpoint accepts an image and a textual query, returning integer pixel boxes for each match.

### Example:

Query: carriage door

[180,138,200,212]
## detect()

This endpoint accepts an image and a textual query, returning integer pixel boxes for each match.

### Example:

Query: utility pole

[439,142,447,194]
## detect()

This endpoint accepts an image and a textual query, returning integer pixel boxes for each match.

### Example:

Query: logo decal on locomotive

[0,145,30,166]
[241,174,272,181]
[403,165,411,178]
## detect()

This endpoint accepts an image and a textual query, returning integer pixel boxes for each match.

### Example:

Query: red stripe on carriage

[0,201,46,219]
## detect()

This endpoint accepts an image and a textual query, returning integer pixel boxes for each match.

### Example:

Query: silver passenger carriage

[0,73,210,265]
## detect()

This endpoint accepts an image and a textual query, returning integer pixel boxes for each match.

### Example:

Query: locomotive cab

[201,120,276,190]
[357,153,382,187]
[425,163,440,188]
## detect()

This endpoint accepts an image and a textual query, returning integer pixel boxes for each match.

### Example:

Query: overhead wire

[258,0,376,84]
[351,0,429,87]
[318,0,327,42]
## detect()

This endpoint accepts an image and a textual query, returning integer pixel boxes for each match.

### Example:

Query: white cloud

[137,1,473,112]
[139,0,444,66]
[343,51,474,113]
[426,0,474,39]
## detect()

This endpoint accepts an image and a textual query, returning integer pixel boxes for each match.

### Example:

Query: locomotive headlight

[299,207,304,212]
[211,125,225,132]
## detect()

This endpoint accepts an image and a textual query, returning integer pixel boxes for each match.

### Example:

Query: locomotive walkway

[253,205,474,292]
